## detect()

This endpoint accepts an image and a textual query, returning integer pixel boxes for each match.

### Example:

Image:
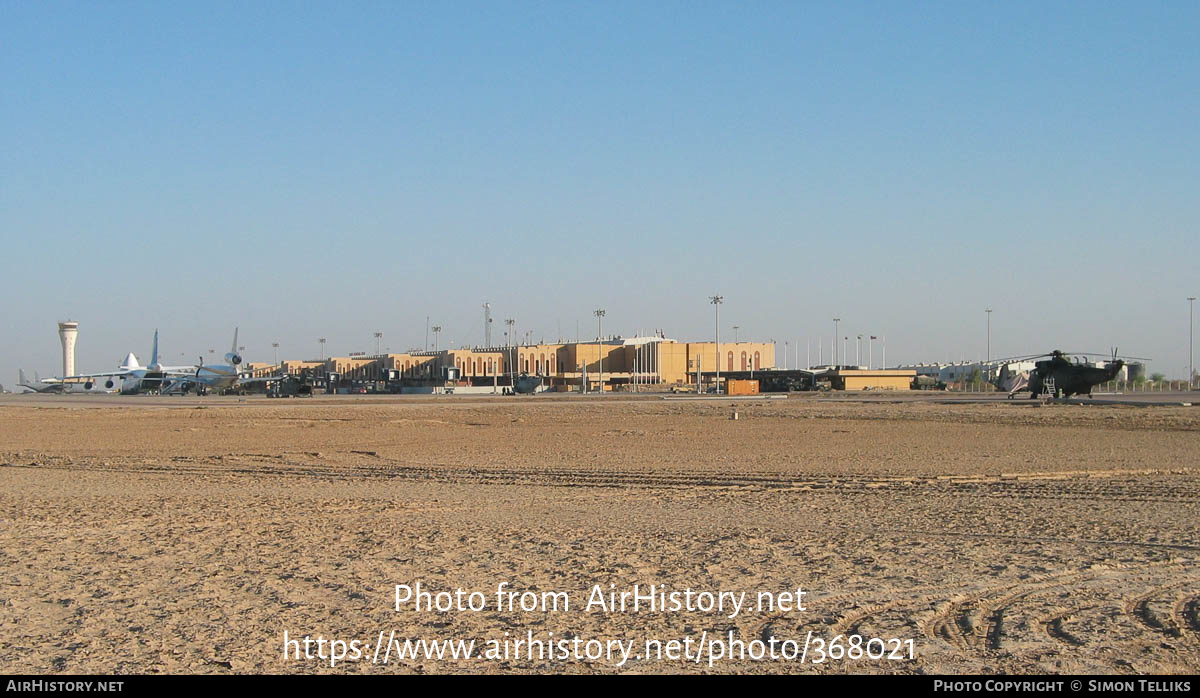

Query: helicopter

[511,372,543,395]
[994,349,1148,399]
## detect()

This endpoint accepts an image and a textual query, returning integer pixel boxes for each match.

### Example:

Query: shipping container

[726,379,759,395]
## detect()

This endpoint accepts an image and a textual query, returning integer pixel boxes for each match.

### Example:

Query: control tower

[58,321,78,377]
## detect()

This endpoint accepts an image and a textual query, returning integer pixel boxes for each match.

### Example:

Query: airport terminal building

[270,337,776,392]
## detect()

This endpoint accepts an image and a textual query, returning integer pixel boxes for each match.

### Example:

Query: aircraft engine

[225,353,243,365]
[84,381,93,390]
[105,380,114,389]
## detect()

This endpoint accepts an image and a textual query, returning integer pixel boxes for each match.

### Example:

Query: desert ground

[1,394,1198,674]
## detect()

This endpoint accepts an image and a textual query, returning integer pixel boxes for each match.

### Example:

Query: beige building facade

[271,337,776,391]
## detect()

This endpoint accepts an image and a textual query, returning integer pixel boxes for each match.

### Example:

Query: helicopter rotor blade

[1064,351,1152,361]
[990,350,1151,364]
[988,353,1051,364]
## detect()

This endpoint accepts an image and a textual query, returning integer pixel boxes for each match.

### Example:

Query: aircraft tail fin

[120,352,141,370]
[34,370,41,383]
[150,329,160,369]
[231,327,239,355]
[19,369,27,386]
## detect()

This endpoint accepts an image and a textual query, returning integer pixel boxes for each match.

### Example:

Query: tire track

[1041,607,1093,647]
[1125,579,1200,645]
[6,458,1200,505]
[921,563,1192,653]
[749,581,968,646]
[1176,594,1200,644]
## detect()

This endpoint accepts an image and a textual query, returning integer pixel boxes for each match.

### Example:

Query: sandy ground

[1,395,1198,674]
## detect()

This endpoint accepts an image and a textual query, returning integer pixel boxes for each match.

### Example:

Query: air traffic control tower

[58,321,78,377]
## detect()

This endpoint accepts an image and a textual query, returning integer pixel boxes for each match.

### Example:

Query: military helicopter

[994,349,1148,399]
[511,372,543,395]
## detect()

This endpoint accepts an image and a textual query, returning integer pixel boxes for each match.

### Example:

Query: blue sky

[2,2,1198,377]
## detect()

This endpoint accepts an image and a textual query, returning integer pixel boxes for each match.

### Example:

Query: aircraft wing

[157,365,206,374]
[59,369,138,380]
[59,363,194,380]
[159,367,203,376]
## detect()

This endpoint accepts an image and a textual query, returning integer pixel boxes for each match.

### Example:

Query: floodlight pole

[1189,297,1196,389]
[505,318,515,386]
[711,296,723,394]
[594,309,606,393]
[832,318,840,367]
[986,308,992,363]
[483,302,494,348]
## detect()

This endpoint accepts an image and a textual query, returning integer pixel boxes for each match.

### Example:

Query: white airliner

[63,328,281,395]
